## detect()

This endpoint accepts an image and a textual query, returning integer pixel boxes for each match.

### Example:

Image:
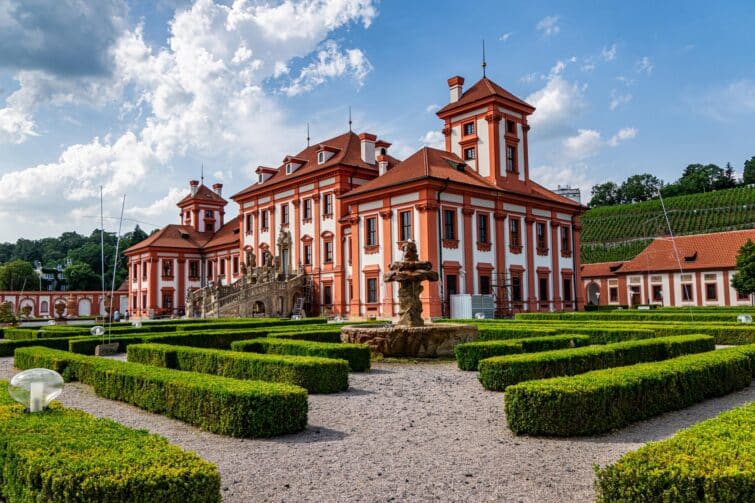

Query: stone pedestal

[94,342,120,356]
[340,323,478,357]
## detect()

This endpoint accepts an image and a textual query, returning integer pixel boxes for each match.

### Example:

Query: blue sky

[0,0,753,241]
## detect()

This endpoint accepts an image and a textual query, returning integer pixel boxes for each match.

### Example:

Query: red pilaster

[380,207,394,316]
[462,205,475,294]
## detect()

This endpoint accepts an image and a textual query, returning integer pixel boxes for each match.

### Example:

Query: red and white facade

[581,230,755,307]
[0,288,129,318]
[127,74,586,319]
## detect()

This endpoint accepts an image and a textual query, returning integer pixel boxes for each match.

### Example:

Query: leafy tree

[589,181,621,207]
[744,157,755,185]
[720,162,737,189]
[0,260,39,291]
[665,163,726,196]
[731,239,755,301]
[64,262,101,291]
[618,174,662,203]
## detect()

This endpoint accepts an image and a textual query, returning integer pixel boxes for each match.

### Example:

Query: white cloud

[281,40,372,96]
[419,130,444,149]
[0,107,37,143]
[601,44,617,62]
[607,127,637,146]
[697,80,755,121]
[536,15,560,37]
[425,104,439,113]
[563,129,602,160]
[0,0,379,240]
[531,164,594,199]
[499,32,513,42]
[520,72,538,83]
[526,74,586,139]
[609,89,632,110]
[635,56,653,74]
[128,187,185,219]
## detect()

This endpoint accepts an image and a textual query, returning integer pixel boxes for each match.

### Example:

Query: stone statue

[248,250,256,268]
[240,261,247,276]
[383,240,439,327]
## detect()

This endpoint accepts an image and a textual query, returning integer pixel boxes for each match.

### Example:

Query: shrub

[268,329,344,343]
[2,328,36,340]
[476,327,559,341]
[594,402,755,502]
[68,335,149,354]
[232,338,371,372]
[480,334,714,391]
[504,345,754,436]
[554,327,656,344]
[0,383,220,503]
[454,335,591,371]
[0,336,77,357]
[128,343,349,393]
[14,347,308,437]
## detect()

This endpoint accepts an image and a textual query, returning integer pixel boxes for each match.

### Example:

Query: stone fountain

[341,241,477,357]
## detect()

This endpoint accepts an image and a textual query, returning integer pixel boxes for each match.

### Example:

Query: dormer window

[257,173,263,183]
[286,163,294,175]
[463,122,475,136]
[317,151,325,164]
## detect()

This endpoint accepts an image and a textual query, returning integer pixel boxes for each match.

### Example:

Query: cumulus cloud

[609,89,632,110]
[128,187,186,219]
[563,129,602,160]
[526,74,586,139]
[607,127,637,146]
[281,40,373,96]
[0,106,37,143]
[0,0,379,240]
[419,130,444,149]
[536,15,560,37]
[531,164,594,200]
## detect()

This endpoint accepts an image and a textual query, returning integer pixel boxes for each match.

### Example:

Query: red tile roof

[124,218,240,254]
[618,229,755,273]
[204,216,240,249]
[437,77,534,116]
[581,261,627,278]
[344,147,499,197]
[231,131,399,199]
[178,184,226,206]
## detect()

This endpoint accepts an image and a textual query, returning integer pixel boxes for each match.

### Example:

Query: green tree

[64,262,101,291]
[718,162,738,190]
[619,174,662,203]
[744,157,755,185]
[589,181,621,207]
[0,260,39,291]
[667,163,725,195]
[731,239,755,301]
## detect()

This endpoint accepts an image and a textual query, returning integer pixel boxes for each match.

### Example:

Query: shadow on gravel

[341,387,373,396]
[364,368,395,375]
[281,426,348,444]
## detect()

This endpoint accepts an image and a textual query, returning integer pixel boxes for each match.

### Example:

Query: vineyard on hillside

[581,186,755,263]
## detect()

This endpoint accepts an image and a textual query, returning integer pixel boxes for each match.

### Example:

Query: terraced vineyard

[581,186,755,263]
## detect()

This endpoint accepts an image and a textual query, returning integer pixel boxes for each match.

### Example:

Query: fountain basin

[340,323,478,358]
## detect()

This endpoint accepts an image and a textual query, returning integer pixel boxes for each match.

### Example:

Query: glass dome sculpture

[8,368,64,412]
[90,325,105,336]
[737,314,753,324]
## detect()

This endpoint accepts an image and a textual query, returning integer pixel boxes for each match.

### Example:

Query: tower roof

[177,184,227,207]
[437,77,534,117]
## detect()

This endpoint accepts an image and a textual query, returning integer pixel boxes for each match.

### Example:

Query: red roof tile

[581,261,626,278]
[178,184,227,206]
[619,230,755,273]
[204,216,240,249]
[437,77,534,116]
[124,218,240,254]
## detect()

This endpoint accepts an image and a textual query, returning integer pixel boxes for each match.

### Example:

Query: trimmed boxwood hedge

[454,335,591,371]
[2,328,36,340]
[268,329,344,343]
[0,336,79,356]
[128,343,349,393]
[504,345,755,436]
[476,327,559,341]
[480,334,715,391]
[232,338,371,372]
[515,312,747,322]
[14,347,308,437]
[594,401,755,502]
[0,384,220,503]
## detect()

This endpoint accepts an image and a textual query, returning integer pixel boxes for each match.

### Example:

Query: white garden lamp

[8,368,64,413]
[738,314,753,324]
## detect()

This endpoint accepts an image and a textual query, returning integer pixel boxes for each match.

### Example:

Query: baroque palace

[125,74,586,319]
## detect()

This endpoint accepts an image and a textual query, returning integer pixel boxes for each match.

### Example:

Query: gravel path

[1,356,753,503]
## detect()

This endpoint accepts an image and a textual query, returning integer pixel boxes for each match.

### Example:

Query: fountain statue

[341,240,477,357]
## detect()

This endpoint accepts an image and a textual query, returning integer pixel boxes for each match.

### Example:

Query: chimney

[377,154,389,176]
[212,183,223,197]
[359,132,376,165]
[448,75,465,103]
[189,179,199,196]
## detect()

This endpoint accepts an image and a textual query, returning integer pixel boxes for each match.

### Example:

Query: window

[463,122,475,136]
[400,211,412,241]
[738,290,750,301]
[219,259,226,275]
[506,120,516,135]
[132,296,137,309]
[286,163,294,175]
[511,276,522,302]
[261,210,269,230]
[348,280,353,300]
[162,291,173,310]
[207,261,213,280]
[480,275,491,295]
[446,275,458,298]
[366,217,378,246]
[142,294,147,309]
[40,301,48,313]
[205,210,213,218]
[245,213,253,234]
[323,194,333,216]
[463,147,476,161]
[609,287,619,303]
[443,209,456,240]
[681,283,694,302]
[132,264,138,282]
[303,245,312,265]
[324,241,333,263]
[509,218,521,247]
[536,222,547,251]
[506,145,517,173]
[162,259,173,278]
[303,199,312,220]
[323,285,332,306]
[233,256,239,275]
[652,285,663,302]
[281,204,289,225]
[705,283,717,301]
[257,173,263,184]
[188,260,199,280]
[539,277,549,302]
[562,278,572,302]
[367,278,378,304]
[317,151,325,164]
[142,263,147,280]
[561,226,570,254]
[477,214,489,243]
